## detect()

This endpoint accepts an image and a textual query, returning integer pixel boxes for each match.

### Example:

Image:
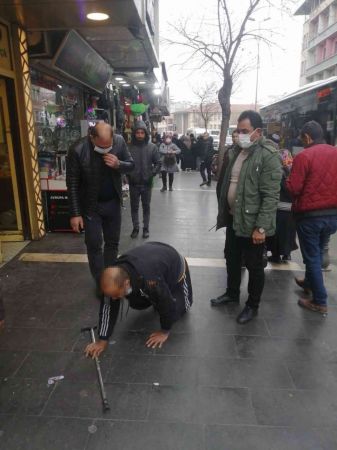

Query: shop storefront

[0,22,25,249]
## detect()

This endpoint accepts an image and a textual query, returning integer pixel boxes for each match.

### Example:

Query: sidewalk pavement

[1,172,337,450]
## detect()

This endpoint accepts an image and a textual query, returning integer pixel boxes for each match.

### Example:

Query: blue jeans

[297,216,337,305]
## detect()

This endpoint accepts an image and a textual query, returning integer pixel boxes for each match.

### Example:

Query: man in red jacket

[287,121,337,314]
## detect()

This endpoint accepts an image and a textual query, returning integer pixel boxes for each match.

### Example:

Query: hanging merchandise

[130,103,149,115]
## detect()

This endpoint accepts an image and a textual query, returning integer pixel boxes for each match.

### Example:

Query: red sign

[317,87,332,100]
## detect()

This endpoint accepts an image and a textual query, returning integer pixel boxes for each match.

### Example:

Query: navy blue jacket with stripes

[99,242,188,340]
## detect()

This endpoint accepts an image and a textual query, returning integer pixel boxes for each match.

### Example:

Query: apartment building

[297,0,337,85]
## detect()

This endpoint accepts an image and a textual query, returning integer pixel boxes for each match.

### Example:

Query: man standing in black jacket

[85,242,193,357]
[66,123,134,295]
[128,122,161,239]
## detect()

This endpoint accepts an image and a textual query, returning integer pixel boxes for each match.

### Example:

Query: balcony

[307,20,337,50]
[305,52,337,77]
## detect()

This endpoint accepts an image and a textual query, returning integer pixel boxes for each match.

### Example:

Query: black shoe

[236,305,258,324]
[210,292,239,306]
[160,186,167,192]
[282,255,291,262]
[268,255,282,264]
[169,186,173,191]
[207,181,211,186]
[130,228,139,239]
[143,229,149,239]
[200,181,207,187]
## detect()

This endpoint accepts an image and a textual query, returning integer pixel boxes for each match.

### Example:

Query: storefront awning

[0,0,159,72]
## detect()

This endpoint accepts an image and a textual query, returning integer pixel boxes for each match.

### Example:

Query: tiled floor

[0,172,337,449]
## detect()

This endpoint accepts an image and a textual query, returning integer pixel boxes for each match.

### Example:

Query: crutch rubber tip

[103,401,110,413]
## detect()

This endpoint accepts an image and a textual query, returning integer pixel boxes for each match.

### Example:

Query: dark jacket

[217,137,282,237]
[198,137,215,165]
[128,122,161,185]
[98,242,186,340]
[66,134,134,217]
[287,143,337,215]
[0,295,4,321]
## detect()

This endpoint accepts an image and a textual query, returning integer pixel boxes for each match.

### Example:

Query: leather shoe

[210,292,239,306]
[298,298,327,314]
[130,228,139,239]
[236,305,258,324]
[143,229,149,239]
[295,277,311,295]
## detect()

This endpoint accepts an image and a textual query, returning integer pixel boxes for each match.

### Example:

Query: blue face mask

[94,145,112,154]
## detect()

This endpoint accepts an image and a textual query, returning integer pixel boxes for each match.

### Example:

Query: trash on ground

[88,424,97,434]
[48,375,64,386]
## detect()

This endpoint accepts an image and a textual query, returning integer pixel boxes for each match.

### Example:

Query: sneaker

[298,298,327,314]
[130,228,139,239]
[210,292,239,306]
[236,305,258,324]
[160,187,167,192]
[143,229,149,239]
[200,181,207,187]
[295,277,311,295]
[206,181,211,186]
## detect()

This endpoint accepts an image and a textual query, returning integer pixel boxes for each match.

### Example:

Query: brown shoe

[295,277,311,295]
[298,298,327,314]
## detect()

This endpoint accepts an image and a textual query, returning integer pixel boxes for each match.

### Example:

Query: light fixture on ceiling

[123,84,130,87]
[115,77,124,81]
[87,12,110,21]
[119,81,127,84]
[57,84,62,89]
[153,88,161,96]
[138,81,146,85]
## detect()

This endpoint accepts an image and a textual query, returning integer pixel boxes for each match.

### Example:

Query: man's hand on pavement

[252,229,266,245]
[146,331,169,349]
[103,154,120,169]
[85,340,108,359]
[70,216,84,233]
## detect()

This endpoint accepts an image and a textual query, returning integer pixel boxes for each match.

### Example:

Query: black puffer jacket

[128,122,161,185]
[66,134,134,217]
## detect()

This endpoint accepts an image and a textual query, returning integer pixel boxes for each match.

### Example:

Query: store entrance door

[0,77,23,242]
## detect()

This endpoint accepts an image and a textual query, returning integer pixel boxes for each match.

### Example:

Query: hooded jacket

[127,121,161,185]
[217,137,282,237]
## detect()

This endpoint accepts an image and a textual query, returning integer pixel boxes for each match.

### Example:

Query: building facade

[297,0,337,85]
[172,103,258,134]
[0,0,167,253]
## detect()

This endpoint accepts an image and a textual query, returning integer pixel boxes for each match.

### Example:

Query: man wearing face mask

[211,110,282,324]
[127,121,161,239]
[84,242,193,358]
[66,122,134,297]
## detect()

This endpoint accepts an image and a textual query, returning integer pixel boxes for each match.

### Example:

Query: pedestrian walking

[66,122,134,297]
[127,121,161,239]
[159,134,181,191]
[287,121,337,314]
[199,132,215,186]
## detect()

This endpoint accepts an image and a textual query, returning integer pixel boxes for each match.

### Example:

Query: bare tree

[165,0,296,150]
[192,82,218,131]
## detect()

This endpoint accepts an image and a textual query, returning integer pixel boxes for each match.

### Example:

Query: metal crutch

[81,326,110,413]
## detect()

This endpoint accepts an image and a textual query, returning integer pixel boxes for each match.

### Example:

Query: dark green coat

[216,137,282,237]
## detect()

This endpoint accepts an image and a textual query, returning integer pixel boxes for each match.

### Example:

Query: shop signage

[0,23,12,71]
[46,191,71,231]
[53,30,113,93]
[317,87,332,101]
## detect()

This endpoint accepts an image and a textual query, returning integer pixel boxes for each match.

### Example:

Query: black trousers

[224,220,265,309]
[129,184,152,230]
[200,161,212,182]
[162,171,174,188]
[84,199,121,286]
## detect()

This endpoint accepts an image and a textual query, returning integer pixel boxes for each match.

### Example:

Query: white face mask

[238,133,254,149]
[94,145,112,154]
[125,286,132,296]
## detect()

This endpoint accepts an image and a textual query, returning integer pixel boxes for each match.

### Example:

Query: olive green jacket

[216,137,282,237]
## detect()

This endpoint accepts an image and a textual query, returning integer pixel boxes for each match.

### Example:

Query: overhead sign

[0,23,12,71]
[53,30,112,93]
